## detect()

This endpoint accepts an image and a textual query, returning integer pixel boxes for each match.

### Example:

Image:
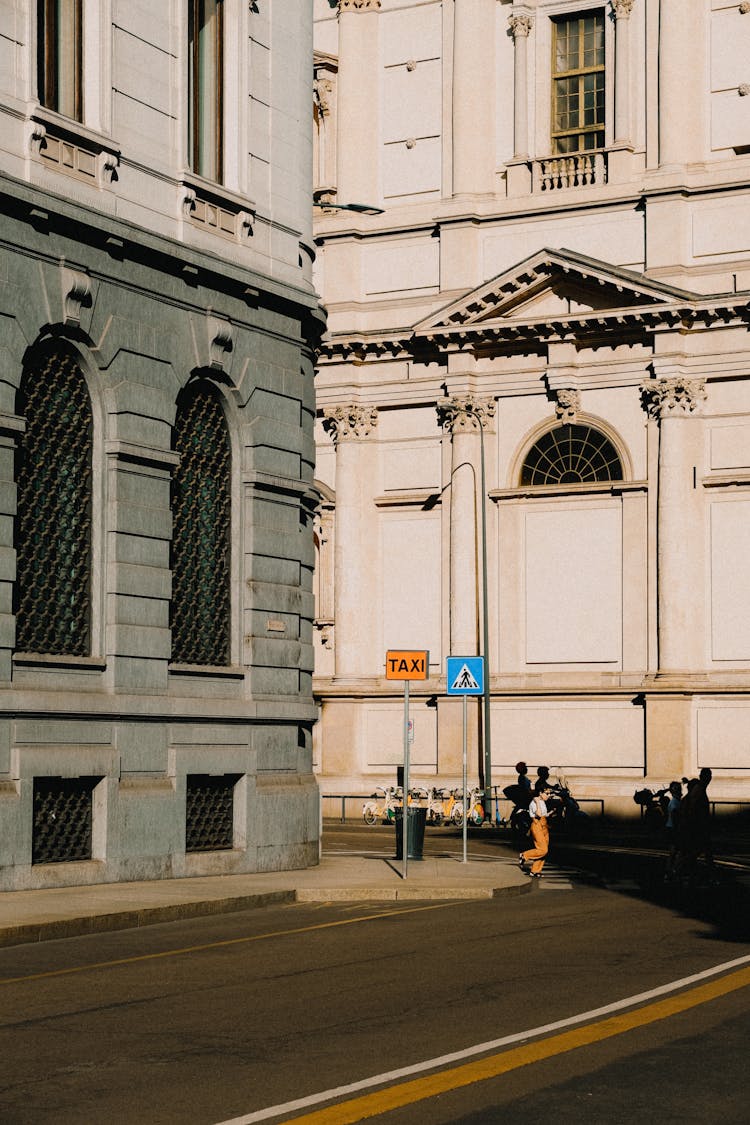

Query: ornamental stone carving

[437,395,496,434]
[555,388,581,425]
[741,2,750,14]
[508,13,533,38]
[322,404,378,444]
[611,0,635,19]
[61,266,92,326]
[640,377,707,419]
[314,77,334,117]
[338,0,380,11]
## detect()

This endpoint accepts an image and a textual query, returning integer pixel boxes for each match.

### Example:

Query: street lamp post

[477,415,493,821]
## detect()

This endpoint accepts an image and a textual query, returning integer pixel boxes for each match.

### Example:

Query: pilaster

[336,0,381,206]
[452,0,497,197]
[658,0,708,167]
[322,403,378,679]
[437,395,495,658]
[506,8,534,198]
[641,373,707,677]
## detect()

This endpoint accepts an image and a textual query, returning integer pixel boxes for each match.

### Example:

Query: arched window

[15,346,93,655]
[171,381,231,665]
[521,424,623,486]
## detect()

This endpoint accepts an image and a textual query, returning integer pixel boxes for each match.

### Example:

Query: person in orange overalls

[519,782,552,878]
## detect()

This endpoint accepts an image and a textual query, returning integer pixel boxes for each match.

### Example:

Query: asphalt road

[0,825,748,1124]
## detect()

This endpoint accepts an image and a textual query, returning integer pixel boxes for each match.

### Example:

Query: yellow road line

[283,964,750,1125]
[0,900,461,987]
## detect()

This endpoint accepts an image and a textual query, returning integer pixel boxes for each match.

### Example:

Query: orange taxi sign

[385,650,429,680]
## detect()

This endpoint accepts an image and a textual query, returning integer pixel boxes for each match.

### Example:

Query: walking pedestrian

[519,781,552,879]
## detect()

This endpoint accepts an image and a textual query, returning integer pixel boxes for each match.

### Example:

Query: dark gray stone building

[0,1,322,889]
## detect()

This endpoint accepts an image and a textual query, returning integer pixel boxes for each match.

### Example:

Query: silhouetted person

[680,767,716,884]
[663,780,682,882]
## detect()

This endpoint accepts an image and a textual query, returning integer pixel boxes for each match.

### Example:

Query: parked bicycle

[426,787,462,826]
[362,786,399,826]
[454,787,490,832]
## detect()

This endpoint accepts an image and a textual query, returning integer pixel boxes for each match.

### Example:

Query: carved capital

[640,377,707,419]
[437,395,496,435]
[338,0,380,11]
[555,388,581,425]
[314,77,335,117]
[508,13,533,39]
[611,0,635,19]
[322,404,378,444]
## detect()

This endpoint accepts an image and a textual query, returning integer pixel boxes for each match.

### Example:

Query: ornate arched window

[521,424,623,486]
[15,346,93,655]
[171,381,231,665]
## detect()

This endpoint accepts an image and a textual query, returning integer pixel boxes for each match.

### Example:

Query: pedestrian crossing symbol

[446,655,485,695]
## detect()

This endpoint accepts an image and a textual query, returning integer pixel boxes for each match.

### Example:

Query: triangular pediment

[413,248,697,339]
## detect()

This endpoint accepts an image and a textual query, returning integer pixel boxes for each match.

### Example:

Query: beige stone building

[312,0,750,816]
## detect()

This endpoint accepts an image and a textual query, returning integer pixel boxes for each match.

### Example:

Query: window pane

[38,0,82,120]
[15,348,92,655]
[521,426,623,486]
[188,0,224,182]
[551,11,605,154]
[171,383,231,666]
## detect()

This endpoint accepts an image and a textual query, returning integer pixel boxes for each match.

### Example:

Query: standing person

[663,780,682,882]
[680,767,716,883]
[519,782,552,879]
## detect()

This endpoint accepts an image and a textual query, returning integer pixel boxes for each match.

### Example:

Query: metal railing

[322,788,607,824]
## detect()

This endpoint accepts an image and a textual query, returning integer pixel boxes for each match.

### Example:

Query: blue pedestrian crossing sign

[446,655,485,695]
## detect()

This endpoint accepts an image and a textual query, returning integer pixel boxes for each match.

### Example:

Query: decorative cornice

[322,404,378,444]
[640,377,707,419]
[555,388,582,425]
[508,13,533,38]
[437,395,496,434]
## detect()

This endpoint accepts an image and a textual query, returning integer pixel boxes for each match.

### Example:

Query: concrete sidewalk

[0,850,530,949]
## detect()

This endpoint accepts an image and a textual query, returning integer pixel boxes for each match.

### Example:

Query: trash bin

[394,806,427,860]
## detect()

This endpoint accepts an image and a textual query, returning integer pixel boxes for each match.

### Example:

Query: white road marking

[213,952,750,1125]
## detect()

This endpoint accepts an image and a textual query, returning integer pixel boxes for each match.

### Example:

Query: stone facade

[312,0,750,816]
[0,1,322,889]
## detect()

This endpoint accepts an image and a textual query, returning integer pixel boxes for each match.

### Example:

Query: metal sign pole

[462,691,468,864]
[402,678,410,880]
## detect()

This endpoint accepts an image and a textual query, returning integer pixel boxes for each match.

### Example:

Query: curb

[0,880,531,950]
[0,890,296,950]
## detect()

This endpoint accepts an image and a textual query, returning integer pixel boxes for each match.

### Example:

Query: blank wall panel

[711,500,750,661]
[381,514,441,662]
[525,506,622,664]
